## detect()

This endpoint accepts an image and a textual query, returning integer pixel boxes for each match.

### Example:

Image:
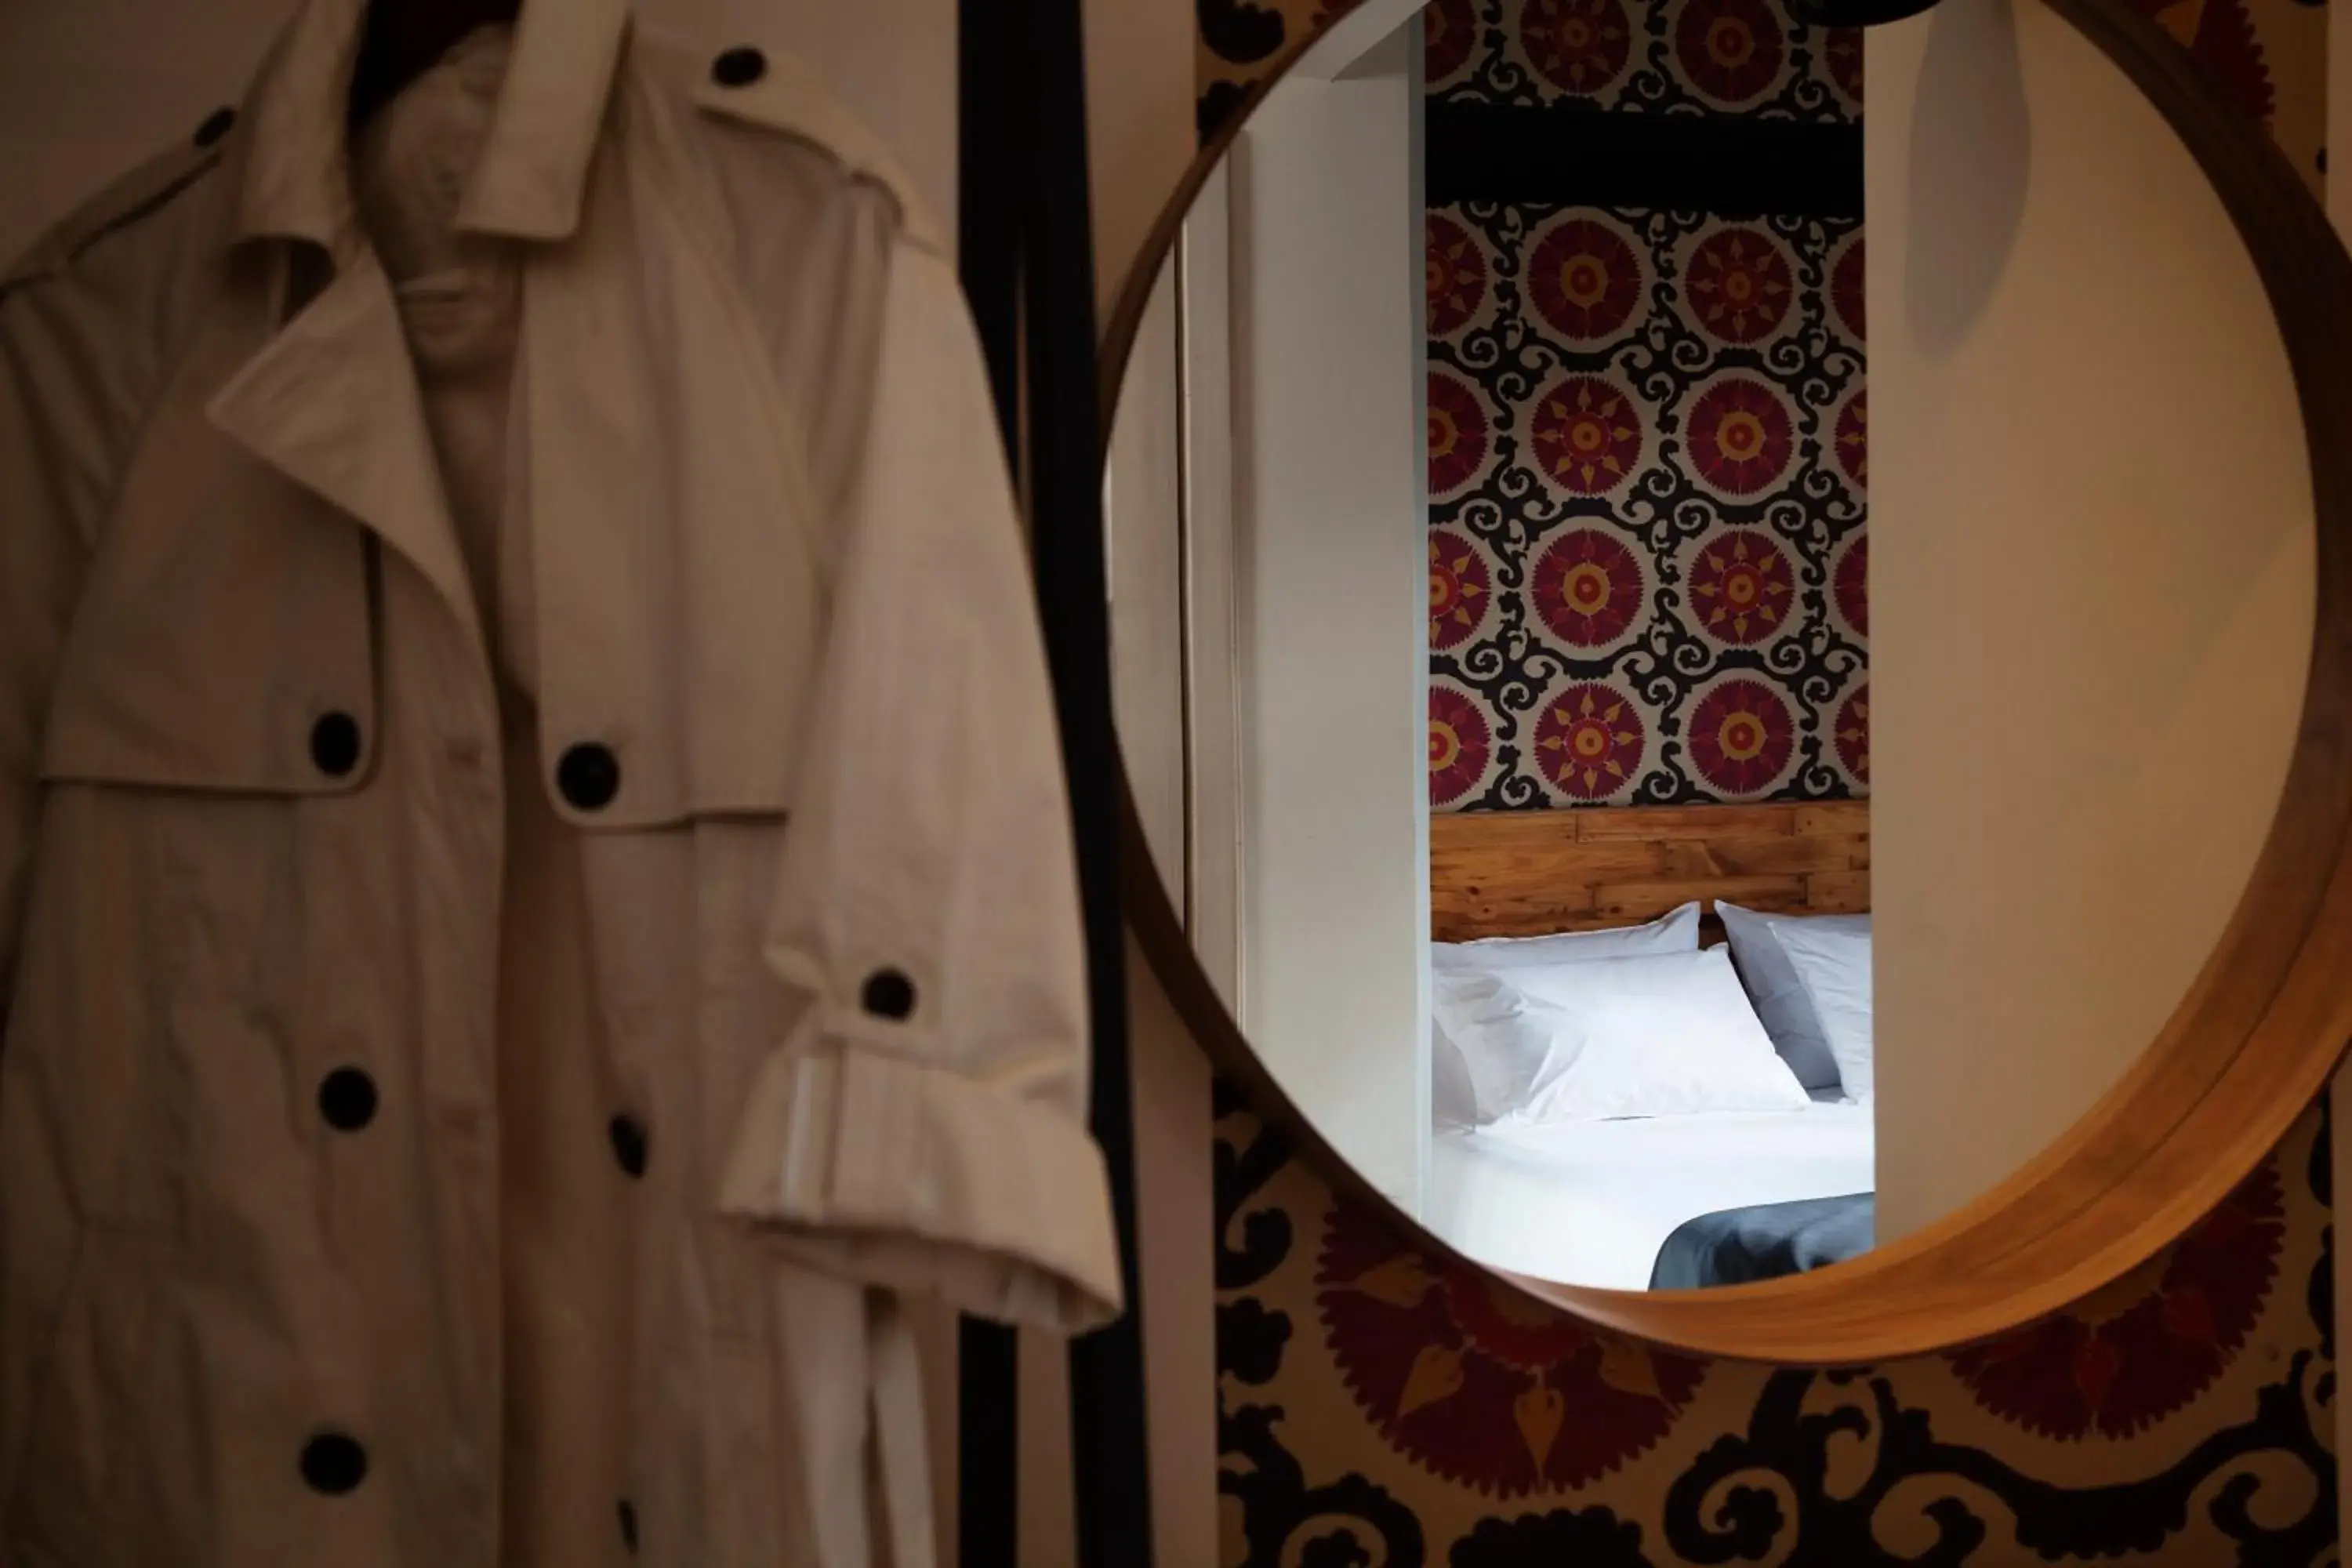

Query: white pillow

[1430,904,1704,1127]
[1432,948,1809,1124]
[1431,973,1548,1123]
[1773,923,1874,1103]
[1432,902,1701,973]
[1718,903,1871,1091]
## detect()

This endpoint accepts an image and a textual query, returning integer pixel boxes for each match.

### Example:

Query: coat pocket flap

[40,422,376,797]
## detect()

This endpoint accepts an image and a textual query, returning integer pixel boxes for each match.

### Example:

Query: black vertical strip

[961,5,1023,457]
[956,4,1024,1565]
[1425,102,1864,216]
[1017,2,1156,1566]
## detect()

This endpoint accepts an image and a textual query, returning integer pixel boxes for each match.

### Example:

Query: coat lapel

[205,251,487,657]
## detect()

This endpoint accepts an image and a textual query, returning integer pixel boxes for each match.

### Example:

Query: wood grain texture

[1430,800,1869,940]
[1098,0,2352,1363]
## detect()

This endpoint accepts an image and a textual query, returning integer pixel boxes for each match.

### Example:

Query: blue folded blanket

[1648,1192,1875,1289]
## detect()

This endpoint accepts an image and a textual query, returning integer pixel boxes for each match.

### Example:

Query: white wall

[1867,0,2313,1242]
[1181,162,1250,1011]
[1225,19,1430,1217]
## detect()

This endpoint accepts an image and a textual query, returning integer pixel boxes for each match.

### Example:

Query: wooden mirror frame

[1103,0,2352,1363]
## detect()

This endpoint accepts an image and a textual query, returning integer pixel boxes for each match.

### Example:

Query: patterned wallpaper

[1192,0,2338,1563]
[1422,0,1868,813]
[1427,201,1868,809]
[1218,1090,2336,1564]
[1421,0,1860,114]
[1200,0,2322,170]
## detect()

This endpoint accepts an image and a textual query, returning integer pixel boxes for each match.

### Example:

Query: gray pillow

[1717,902,1871,1092]
[1775,922,1875,1103]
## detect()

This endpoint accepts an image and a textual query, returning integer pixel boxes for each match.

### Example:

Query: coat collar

[230,0,630,263]
[202,17,830,826]
[208,0,630,659]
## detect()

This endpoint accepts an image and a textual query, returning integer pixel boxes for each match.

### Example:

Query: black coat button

[194,107,237,147]
[609,1115,649,1179]
[318,1068,378,1131]
[299,1432,368,1495]
[711,46,767,87]
[618,1498,639,1552]
[310,713,361,778]
[861,968,916,1021]
[557,743,620,811]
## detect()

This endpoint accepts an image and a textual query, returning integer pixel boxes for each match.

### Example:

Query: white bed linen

[1428,1091,1873,1290]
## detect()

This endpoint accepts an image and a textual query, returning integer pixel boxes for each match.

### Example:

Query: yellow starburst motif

[1428,533,1489,648]
[1837,688,1870,782]
[1538,684,1642,798]
[1526,0,1632,93]
[1426,213,1487,334]
[1534,378,1640,492]
[1688,227,1792,343]
[1690,530,1793,645]
[1838,391,1868,486]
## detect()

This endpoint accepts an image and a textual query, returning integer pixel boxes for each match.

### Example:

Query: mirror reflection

[1106,0,2312,1290]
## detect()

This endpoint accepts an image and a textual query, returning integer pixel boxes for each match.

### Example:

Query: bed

[1430,1091,1871,1289]
[1429,800,1873,1290]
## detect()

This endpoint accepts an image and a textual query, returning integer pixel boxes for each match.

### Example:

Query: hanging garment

[0,2,1122,1565]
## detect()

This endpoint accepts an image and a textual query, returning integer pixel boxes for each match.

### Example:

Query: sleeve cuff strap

[718,1038,1125,1333]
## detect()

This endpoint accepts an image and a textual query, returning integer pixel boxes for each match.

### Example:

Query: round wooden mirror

[1102,0,2352,1361]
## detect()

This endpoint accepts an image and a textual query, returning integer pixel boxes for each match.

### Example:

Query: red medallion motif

[1428,213,1490,336]
[1531,528,1645,648]
[1835,387,1867,489]
[1527,218,1644,343]
[1688,529,1795,646]
[1425,0,1481,84]
[1673,0,1784,103]
[1686,226,1794,344]
[1834,533,1867,637]
[1430,685,1494,808]
[1831,234,1866,342]
[1685,376,1795,496]
[1834,683,1869,783]
[1686,678,1794,796]
[1521,0,1634,96]
[1428,369,1493,496]
[1534,682,1646,800]
[1530,375,1644,495]
[1824,25,1864,106]
[1317,1200,1708,1495]
[1947,1160,2285,1440]
[1430,530,1493,651]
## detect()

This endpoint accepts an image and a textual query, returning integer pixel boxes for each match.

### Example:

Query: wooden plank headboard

[1429,800,1870,942]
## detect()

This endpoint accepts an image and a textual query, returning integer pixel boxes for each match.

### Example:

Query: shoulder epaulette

[688,46,947,255]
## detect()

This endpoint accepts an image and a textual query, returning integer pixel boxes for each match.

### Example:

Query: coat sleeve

[0,274,110,1026]
[717,232,1123,1334]
[0,141,212,1033]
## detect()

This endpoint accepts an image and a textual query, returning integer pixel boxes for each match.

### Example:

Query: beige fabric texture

[0,2,1120,1564]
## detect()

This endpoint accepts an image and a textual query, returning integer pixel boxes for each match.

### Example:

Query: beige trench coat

[0,2,1120,1564]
